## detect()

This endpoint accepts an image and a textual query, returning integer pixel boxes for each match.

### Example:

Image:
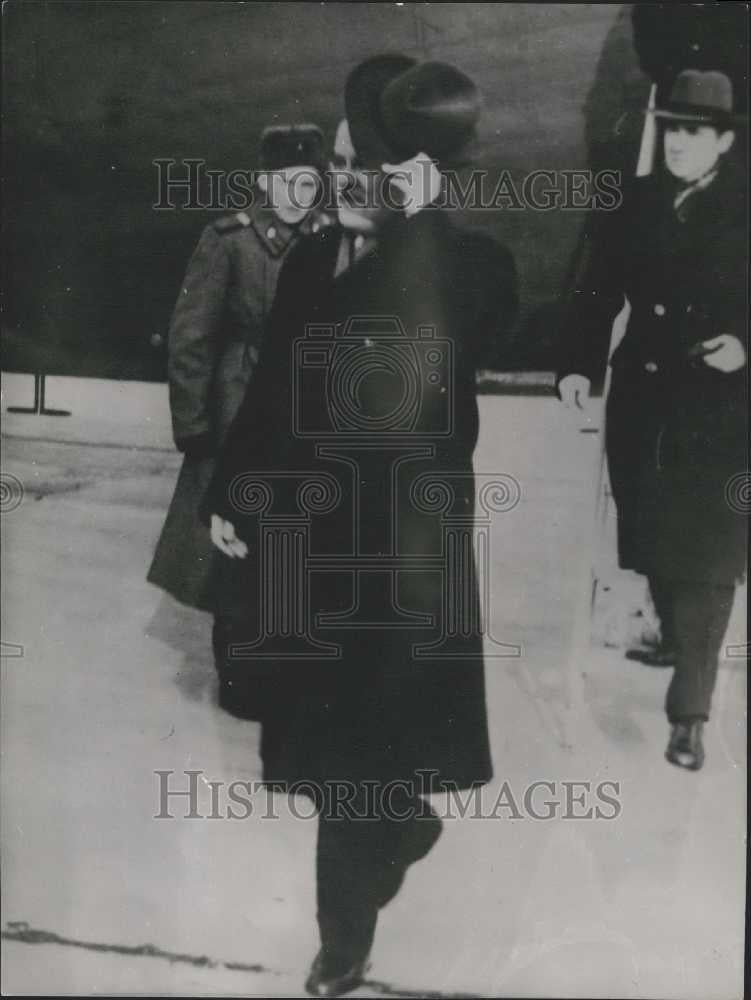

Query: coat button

[653,303,666,316]
[645,361,659,373]
[266,226,277,240]
[363,337,374,348]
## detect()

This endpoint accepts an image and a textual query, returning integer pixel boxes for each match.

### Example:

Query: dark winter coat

[148,202,330,609]
[559,161,748,584]
[202,208,518,792]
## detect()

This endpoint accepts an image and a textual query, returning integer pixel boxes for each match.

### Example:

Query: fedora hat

[345,54,482,167]
[651,70,744,127]
[259,124,326,172]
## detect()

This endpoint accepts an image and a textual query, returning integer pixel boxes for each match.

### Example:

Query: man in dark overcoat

[147,124,329,611]
[202,56,518,997]
[559,71,747,771]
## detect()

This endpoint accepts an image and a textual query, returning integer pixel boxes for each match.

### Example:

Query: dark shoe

[666,720,705,771]
[625,643,676,667]
[304,948,370,998]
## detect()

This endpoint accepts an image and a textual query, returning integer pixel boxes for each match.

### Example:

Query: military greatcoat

[148,201,329,609]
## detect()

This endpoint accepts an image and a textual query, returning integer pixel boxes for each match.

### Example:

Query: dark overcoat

[148,202,329,610]
[560,161,748,585]
[202,208,518,793]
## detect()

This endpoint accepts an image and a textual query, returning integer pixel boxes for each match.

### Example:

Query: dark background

[2,2,747,380]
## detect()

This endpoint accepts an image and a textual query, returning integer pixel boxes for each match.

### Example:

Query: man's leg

[648,575,676,649]
[310,784,443,988]
[314,806,380,976]
[375,792,442,908]
[665,581,735,723]
[626,575,677,665]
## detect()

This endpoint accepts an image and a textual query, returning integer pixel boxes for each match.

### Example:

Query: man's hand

[210,514,248,559]
[558,374,592,411]
[381,152,442,217]
[697,334,747,373]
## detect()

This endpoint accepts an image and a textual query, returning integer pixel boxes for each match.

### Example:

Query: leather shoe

[665,720,704,771]
[625,643,676,667]
[304,949,370,998]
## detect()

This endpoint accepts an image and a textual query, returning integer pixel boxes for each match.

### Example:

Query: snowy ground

[1,382,746,998]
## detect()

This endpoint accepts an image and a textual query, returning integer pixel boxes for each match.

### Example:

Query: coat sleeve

[397,214,519,371]
[166,224,230,451]
[556,191,631,388]
[198,234,310,528]
[464,235,519,370]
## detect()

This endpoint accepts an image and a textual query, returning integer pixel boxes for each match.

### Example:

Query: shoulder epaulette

[213,211,252,234]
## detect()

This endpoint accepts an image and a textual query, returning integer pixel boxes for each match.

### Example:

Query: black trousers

[648,576,735,723]
[214,619,443,963]
[212,614,276,720]
[315,789,442,967]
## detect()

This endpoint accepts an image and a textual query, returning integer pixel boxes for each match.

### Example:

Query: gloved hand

[210,514,248,559]
[695,334,746,373]
[381,152,442,217]
[557,373,592,411]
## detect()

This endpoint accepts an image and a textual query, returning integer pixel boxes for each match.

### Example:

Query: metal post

[7,373,71,416]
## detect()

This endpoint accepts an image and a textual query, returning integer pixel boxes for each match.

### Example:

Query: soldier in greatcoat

[147,125,329,702]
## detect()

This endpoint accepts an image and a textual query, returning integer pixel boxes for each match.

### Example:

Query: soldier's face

[663,124,734,182]
[330,119,389,232]
[264,166,321,225]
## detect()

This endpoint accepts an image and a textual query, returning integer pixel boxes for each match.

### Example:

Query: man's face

[330,119,389,232]
[663,123,734,182]
[262,166,321,225]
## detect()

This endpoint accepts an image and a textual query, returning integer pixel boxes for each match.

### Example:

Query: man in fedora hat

[203,55,517,996]
[147,124,330,697]
[558,70,747,771]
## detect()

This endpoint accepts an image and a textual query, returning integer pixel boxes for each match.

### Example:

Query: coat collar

[249,202,332,258]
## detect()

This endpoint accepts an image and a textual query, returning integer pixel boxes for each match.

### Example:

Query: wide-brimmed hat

[651,70,744,127]
[259,124,326,172]
[345,54,482,166]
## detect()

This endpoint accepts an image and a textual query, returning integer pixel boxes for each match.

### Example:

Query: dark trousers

[315,789,442,967]
[648,576,735,722]
[212,615,275,720]
[214,618,443,963]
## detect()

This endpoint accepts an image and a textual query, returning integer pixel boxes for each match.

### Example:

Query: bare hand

[698,334,746,373]
[381,152,442,217]
[558,374,592,411]
[210,514,248,559]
